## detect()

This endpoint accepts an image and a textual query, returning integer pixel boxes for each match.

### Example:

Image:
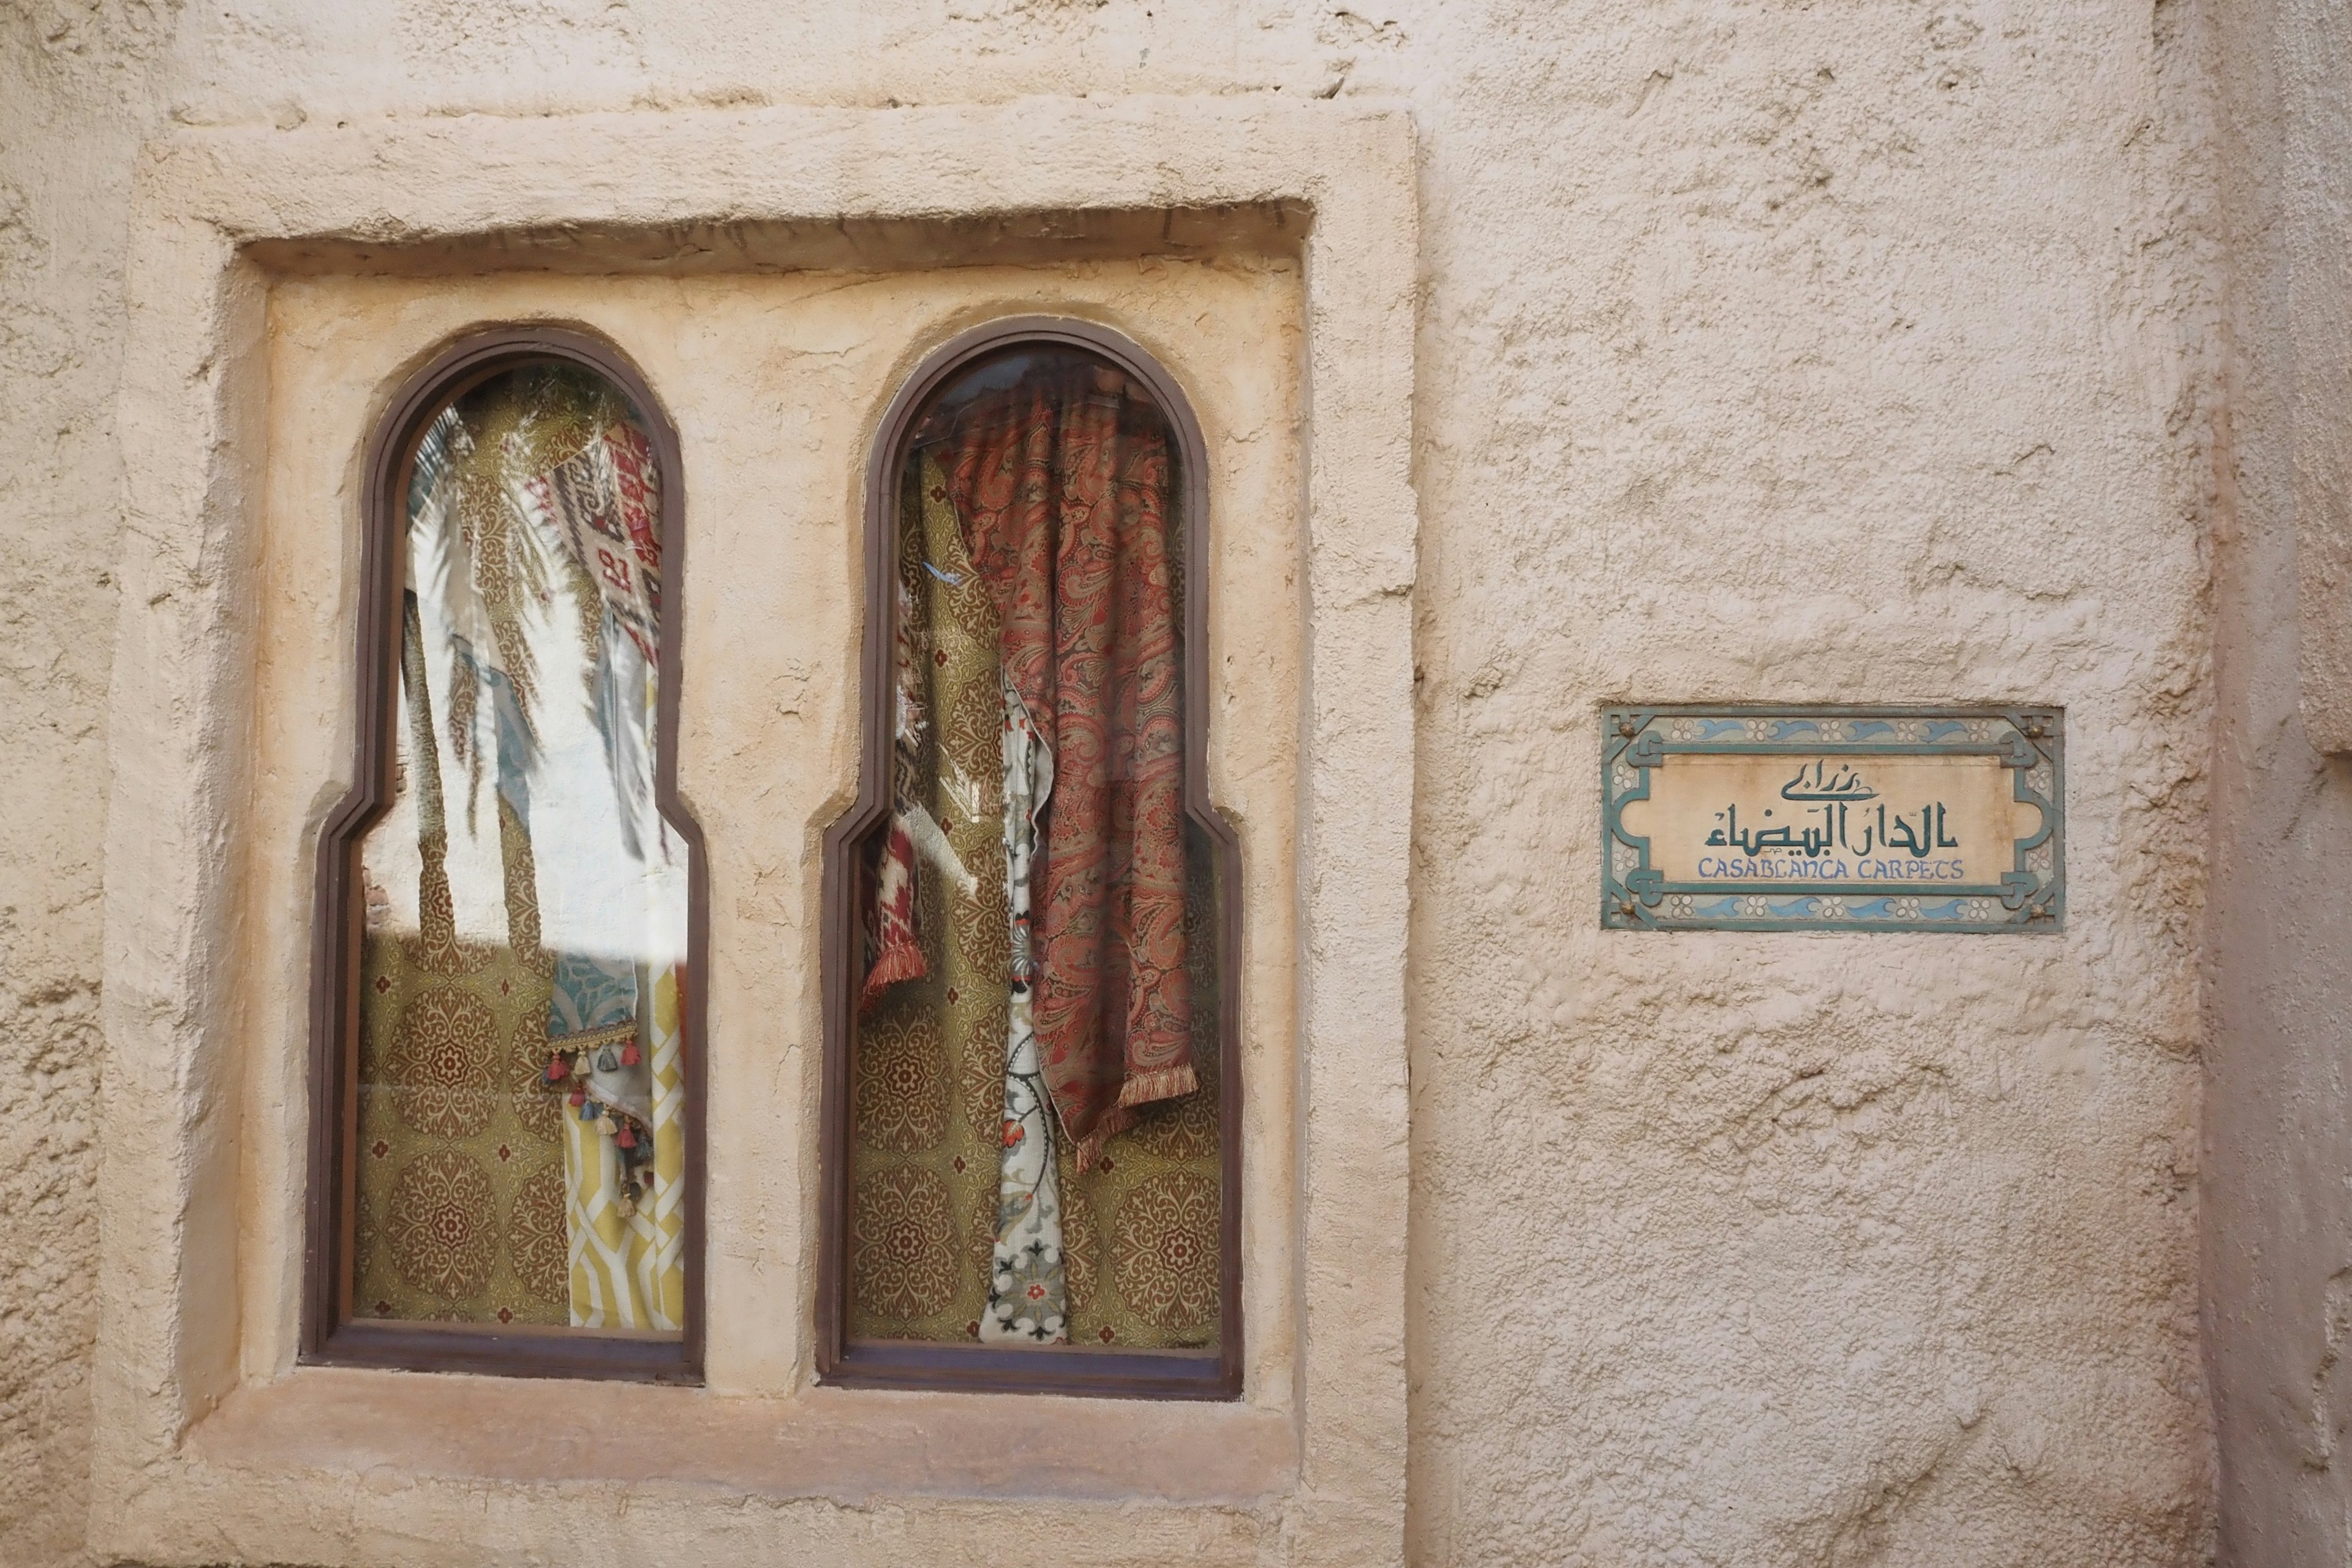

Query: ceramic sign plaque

[1600,707,2064,932]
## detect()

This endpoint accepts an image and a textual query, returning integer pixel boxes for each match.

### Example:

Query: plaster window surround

[99,99,1415,1564]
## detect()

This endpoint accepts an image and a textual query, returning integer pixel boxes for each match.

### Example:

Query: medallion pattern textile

[357,931,570,1324]
[846,971,1224,1349]
[355,364,685,1334]
[937,363,1193,1167]
[846,450,1221,1351]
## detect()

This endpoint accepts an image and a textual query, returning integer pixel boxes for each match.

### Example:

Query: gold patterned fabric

[1064,856,1224,1349]
[356,928,571,1324]
[847,423,1224,1352]
[847,459,1014,1342]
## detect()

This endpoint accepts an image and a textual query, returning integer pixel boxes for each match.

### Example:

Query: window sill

[184,1366,1295,1505]
[307,1321,696,1384]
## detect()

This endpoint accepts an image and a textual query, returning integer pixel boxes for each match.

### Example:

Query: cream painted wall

[0,10,175,1567]
[0,2,2235,1566]
[2204,0,2352,1560]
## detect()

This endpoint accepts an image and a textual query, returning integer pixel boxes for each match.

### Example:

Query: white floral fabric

[980,669,1068,1344]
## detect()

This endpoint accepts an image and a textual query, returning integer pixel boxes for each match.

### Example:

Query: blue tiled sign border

[1600,706,2065,933]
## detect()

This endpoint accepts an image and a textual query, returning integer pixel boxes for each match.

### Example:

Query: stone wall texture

[0,0,2274,1562]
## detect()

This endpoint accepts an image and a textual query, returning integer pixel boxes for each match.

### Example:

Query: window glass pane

[848,346,1224,1351]
[353,363,687,1333]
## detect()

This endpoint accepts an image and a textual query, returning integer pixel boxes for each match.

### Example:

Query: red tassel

[544,1057,567,1083]
[858,941,927,1013]
[567,1086,586,1107]
[616,1124,637,1150]
[620,1042,640,1067]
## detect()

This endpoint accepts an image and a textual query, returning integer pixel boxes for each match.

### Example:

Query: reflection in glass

[847,347,1223,1352]
[354,363,687,1332]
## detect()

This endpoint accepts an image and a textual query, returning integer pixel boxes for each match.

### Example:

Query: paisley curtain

[355,364,685,1332]
[869,358,1194,1167]
[849,356,1222,1351]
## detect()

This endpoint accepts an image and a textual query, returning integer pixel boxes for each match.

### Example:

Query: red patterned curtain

[938,361,1193,1165]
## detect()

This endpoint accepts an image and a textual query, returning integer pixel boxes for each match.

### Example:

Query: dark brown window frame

[817,316,1245,1401]
[301,325,707,1385]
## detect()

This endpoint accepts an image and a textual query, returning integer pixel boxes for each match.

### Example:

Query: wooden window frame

[301,325,708,1385]
[817,317,1245,1400]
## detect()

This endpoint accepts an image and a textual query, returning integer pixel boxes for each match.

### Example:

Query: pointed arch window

[819,319,1242,1399]
[306,328,704,1382]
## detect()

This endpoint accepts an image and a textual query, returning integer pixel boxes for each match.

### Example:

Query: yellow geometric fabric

[564,963,686,1329]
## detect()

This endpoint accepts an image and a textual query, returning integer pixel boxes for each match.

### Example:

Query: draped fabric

[848,447,1222,1350]
[934,363,1193,1166]
[356,364,685,1333]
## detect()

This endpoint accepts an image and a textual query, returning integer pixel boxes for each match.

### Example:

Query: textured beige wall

[2204,0,2352,1561]
[1401,0,2221,1558]
[0,3,2232,1567]
[0,9,177,1567]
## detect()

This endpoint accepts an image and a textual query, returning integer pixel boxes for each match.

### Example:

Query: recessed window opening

[821,320,1242,1400]
[307,328,704,1382]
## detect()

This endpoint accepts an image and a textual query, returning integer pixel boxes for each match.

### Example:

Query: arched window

[306,328,704,1382]
[819,320,1242,1398]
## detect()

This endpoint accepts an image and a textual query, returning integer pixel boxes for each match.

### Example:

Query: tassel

[620,1042,640,1067]
[581,1099,600,1121]
[597,1113,617,1136]
[544,1057,567,1084]
[616,1123,637,1150]
[596,1046,619,1073]
[567,1085,586,1107]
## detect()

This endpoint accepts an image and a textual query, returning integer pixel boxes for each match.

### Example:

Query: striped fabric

[565,963,687,1330]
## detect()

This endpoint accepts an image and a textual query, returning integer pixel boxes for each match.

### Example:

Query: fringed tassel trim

[540,1039,659,1216]
[1117,1061,1199,1109]
[859,941,928,1013]
[1065,1061,1200,1172]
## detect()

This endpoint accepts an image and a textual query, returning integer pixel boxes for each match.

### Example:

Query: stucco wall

[0,2,2232,1566]
[1403,0,2221,1559]
[2204,0,2352,1560]
[0,8,176,1566]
